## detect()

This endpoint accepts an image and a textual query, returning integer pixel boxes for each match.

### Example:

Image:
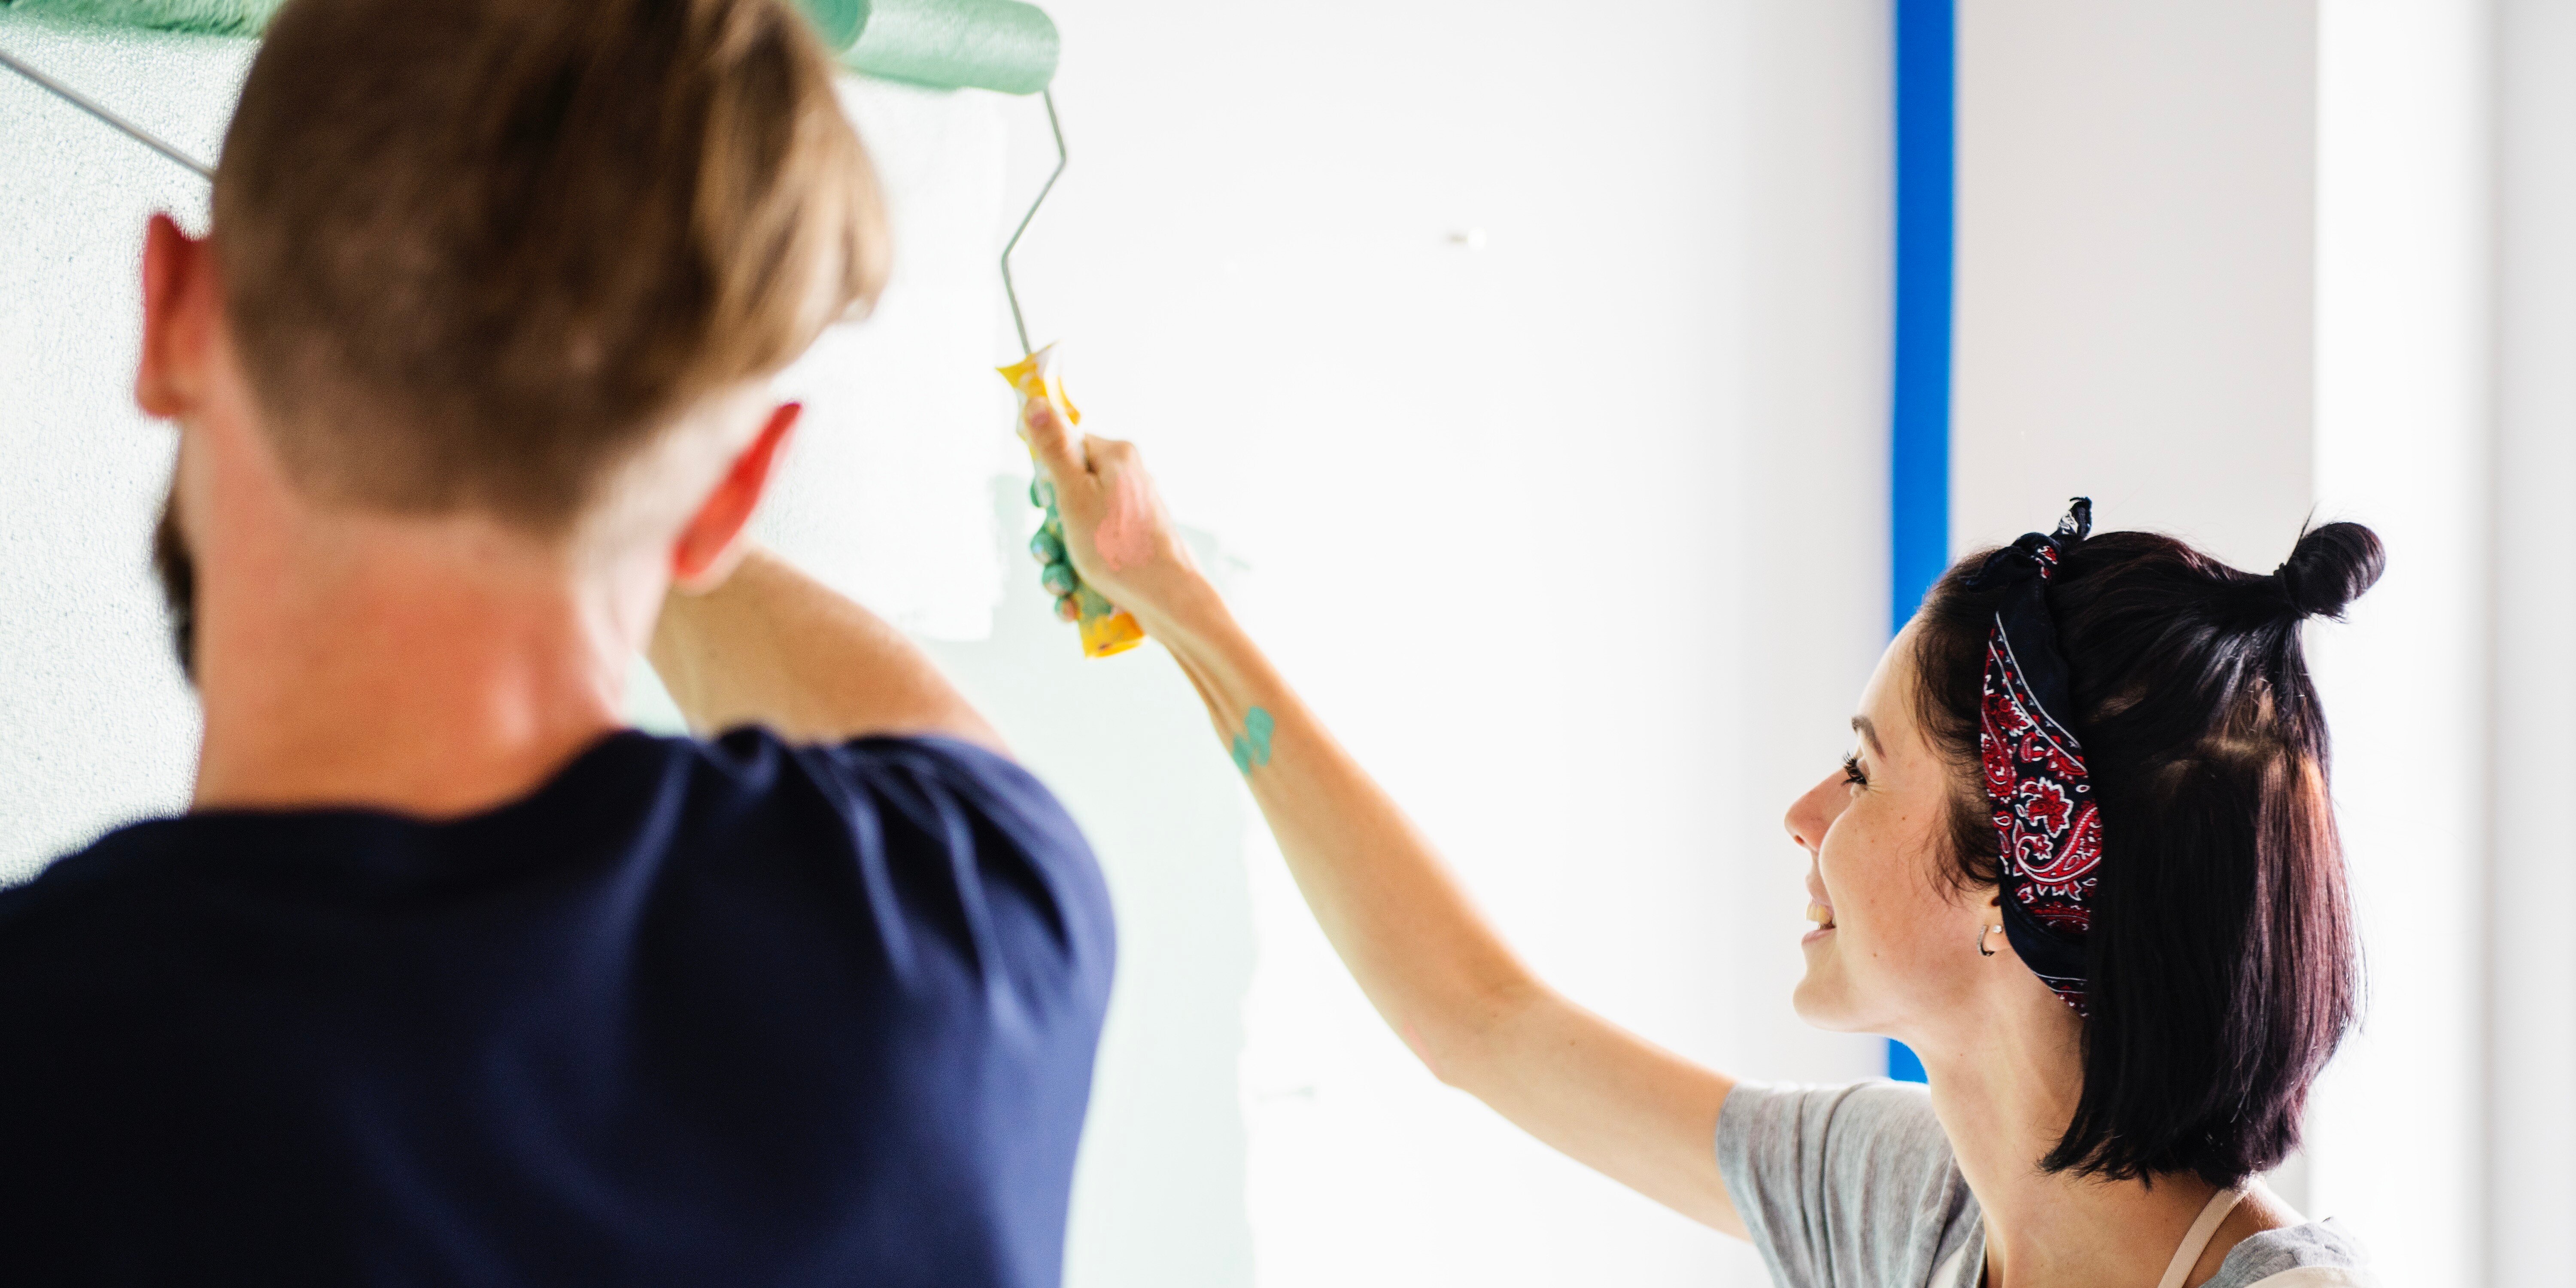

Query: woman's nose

[1783,773,1841,853]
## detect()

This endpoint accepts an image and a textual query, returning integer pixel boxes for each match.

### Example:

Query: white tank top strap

[2157,1187,2249,1288]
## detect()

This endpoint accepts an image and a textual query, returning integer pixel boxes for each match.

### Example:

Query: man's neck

[191,503,642,820]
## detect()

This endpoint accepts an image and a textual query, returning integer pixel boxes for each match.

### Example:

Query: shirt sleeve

[1715,1080,1980,1288]
[794,732,1119,1029]
[2208,1221,2382,1288]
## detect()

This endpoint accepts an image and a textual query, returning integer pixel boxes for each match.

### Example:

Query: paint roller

[797,1,1151,656]
[0,0,1139,656]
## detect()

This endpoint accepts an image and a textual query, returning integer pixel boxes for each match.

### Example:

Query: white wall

[2488,2,2576,1281]
[2306,5,2492,1285]
[756,85,1019,642]
[1011,2,1889,1283]
[1954,0,2318,566]
[0,13,238,879]
[1732,1,1898,1091]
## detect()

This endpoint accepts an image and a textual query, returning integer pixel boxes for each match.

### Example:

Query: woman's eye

[1841,754,1868,787]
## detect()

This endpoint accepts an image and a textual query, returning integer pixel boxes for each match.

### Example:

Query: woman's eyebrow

[1851,716,1888,759]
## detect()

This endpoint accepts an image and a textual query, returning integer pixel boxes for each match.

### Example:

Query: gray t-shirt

[1714,1081,2377,1288]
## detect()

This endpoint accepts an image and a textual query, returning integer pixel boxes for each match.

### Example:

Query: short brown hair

[214,0,888,529]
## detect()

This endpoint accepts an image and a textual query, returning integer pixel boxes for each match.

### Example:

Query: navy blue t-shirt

[0,728,1116,1286]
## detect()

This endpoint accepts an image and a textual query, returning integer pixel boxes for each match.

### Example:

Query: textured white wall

[0,12,242,880]
[756,85,1018,642]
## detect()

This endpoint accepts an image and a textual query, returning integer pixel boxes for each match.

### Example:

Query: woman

[1022,404,2379,1287]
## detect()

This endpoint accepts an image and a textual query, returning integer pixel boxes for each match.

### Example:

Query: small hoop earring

[1977,924,2001,957]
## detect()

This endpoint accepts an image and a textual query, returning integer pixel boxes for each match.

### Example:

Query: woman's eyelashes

[1841,753,1868,788]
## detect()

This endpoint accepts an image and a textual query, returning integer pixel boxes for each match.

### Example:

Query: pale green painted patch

[6,0,283,37]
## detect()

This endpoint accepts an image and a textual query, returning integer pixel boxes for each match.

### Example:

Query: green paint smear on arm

[1229,706,1275,776]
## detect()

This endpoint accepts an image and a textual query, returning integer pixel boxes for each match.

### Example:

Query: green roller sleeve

[2,0,283,35]
[799,0,867,50]
[6,0,1056,96]
[800,0,1057,94]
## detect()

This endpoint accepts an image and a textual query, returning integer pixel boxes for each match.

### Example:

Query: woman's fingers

[1020,402,1120,602]
[1015,404,1212,633]
[1021,396,1084,489]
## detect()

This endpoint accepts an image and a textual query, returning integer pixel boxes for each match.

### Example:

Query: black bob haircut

[1910,520,2384,1187]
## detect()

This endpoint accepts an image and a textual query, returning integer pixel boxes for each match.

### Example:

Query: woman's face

[1782,626,1997,1039]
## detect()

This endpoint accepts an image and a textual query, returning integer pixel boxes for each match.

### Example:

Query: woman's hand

[1020,398,1223,644]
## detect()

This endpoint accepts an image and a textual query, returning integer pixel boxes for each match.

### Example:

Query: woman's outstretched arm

[1021,402,1744,1236]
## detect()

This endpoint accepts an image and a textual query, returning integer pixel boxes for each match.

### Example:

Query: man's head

[142,0,888,672]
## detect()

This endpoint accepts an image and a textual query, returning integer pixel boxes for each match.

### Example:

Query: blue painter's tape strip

[1887,0,1954,1086]
[1892,0,1954,635]
[1888,1038,1928,1084]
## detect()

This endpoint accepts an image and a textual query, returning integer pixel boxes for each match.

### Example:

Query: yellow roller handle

[999,346,1146,659]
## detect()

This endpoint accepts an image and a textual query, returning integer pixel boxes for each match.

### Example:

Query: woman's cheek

[1823,826,1907,980]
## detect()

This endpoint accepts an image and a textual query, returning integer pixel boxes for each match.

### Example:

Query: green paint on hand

[1230,706,1276,776]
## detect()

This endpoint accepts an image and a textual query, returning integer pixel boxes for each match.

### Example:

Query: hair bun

[2274,522,2386,620]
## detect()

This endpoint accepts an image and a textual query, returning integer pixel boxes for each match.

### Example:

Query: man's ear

[136,214,214,419]
[671,401,801,592]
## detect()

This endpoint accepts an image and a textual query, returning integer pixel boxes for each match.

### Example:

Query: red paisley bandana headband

[1967,498,2100,1015]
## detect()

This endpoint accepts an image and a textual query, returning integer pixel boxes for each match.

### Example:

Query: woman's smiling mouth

[1803,901,1836,942]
